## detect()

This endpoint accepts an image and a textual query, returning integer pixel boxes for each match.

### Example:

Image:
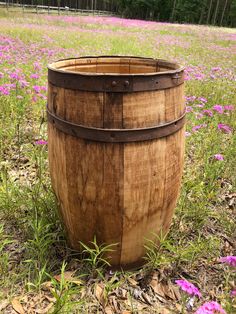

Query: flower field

[0,10,235,314]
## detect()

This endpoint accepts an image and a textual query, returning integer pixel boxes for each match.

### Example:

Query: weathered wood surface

[47,57,185,268]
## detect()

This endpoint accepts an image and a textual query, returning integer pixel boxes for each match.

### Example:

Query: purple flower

[192,124,207,132]
[198,97,207,103]
[213,154,224,161]
[19,80,29,88]
[185,96,197,103]
[35,139,48,145]
[195,301,226,314]
[9,72,20,80]
[224,105,234,111]
[195,73,205,80]
[33,62,41,70]
[0,86,9,95]
[219,256,236,267]
[203,110,213,117]
[186,106,193,113]
[217,124,232,134]
[175,279,201,298]
[33,85,41,93]
[231,290,236,297]
[185,131,191,137]
[30,73,39,79]
[195,113,204,119]
[211,67,221,72]
[213,105,224,114]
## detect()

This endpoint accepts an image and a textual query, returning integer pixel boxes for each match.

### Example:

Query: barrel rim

[48,55,185,77]
[48,56,185,92]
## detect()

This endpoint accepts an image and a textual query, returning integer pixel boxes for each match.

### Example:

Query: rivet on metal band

[47,107,185,143]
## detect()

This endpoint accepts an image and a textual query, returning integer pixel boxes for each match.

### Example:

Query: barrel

[47,56,185,269]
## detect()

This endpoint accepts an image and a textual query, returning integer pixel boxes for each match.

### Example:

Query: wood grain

[47,57,185,268]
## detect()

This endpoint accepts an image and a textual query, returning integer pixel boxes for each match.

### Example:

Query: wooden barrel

[47,56,185,269]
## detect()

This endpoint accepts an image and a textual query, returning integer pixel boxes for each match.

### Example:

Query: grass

[0,8,235,313]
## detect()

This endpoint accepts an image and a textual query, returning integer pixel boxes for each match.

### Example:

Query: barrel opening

[48,56,183,76]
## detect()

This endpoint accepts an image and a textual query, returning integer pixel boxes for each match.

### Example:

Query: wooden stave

[47,57,185,268]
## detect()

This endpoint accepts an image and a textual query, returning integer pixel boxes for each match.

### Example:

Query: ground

[0,9,235,314]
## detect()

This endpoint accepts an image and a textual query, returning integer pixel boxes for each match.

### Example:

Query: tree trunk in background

[199,0,206,24]
[212,0,220,24]
[206,0,213,24]
[170,0,177,22]
[220,0,228,25]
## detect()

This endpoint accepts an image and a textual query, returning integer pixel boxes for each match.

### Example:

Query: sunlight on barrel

[47,56,185,269]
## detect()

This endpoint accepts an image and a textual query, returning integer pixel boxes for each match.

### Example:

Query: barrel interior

[49,56,181,75]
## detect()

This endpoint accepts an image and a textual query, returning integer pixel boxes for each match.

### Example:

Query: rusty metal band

[47,108,185,143]
[48,70,184,93]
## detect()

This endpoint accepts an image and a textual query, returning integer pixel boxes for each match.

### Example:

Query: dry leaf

[95,283,104,302]
[104,306,113,314]
[80,287,86,299]
[118,288,127,300]
[150,281,165,298]
[159,308,171,314]
[170,284,181,301]
[44,295,56,303]
[0,300,9,311]
[175,303,182,312]
[127,277,138,286]
[35,303,54,314]
[122,311,131,314]
[54,272,83,286]
[54,271,75,282]
[141,292,152,305]
[11,298,24,314]
[110,295,119,312]
[161,283,175,300]
[41,281,53,291]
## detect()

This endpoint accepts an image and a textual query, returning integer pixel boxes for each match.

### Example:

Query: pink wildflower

[195,73,205,80]
[213,154,224,161]
[0,72,4,79]
[198,97,207,103]
[0,86,9,95]
[195,113,204,119]
[33,62,41,70]
[231,290,236,297]
[185,96,197,104]
[35,140,48,145]
[186,106,193,113]
[9,72,20,80]
[19,80,29,88]
[213,105,224,114]
[195,301,226,314]
[33,85,41,93]
[30,73,39,79]
[217,124,232,134]
[32,96,38,103]
[224,105,234,111]
[175,279,201,298]
[192,124,207,132]
[203,110,213,117]
[219,256,236,267]
[211,67,221,72]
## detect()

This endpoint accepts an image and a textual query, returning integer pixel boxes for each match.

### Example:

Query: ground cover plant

[0,10,235,314]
